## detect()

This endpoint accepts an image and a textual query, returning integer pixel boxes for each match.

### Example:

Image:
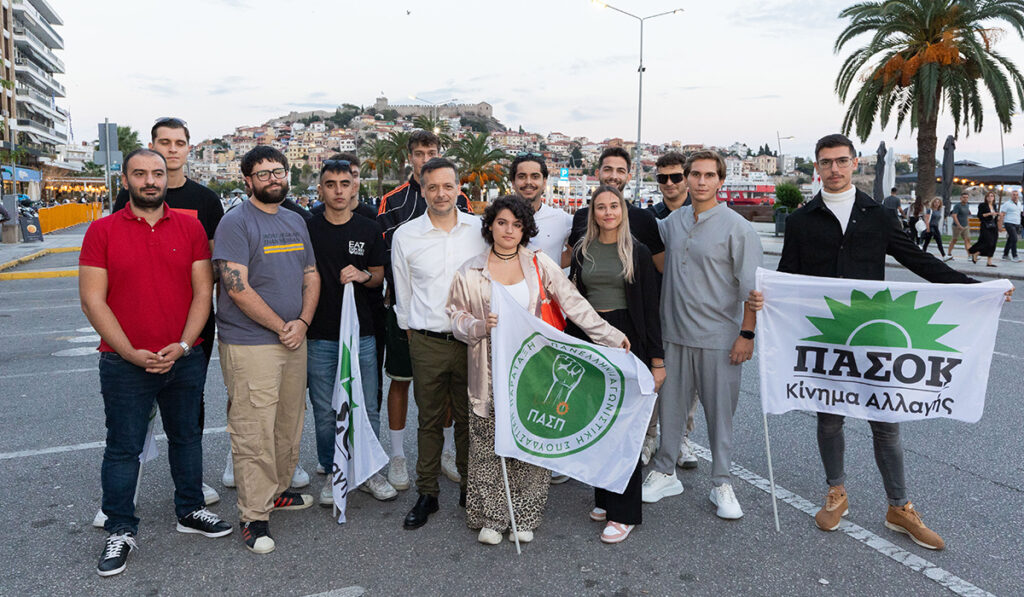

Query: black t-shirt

[306,212,386,340]
[569,202,665,254]
[114,179,224,239]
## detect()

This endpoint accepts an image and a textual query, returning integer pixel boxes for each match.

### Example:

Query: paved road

[0,254,1021,597]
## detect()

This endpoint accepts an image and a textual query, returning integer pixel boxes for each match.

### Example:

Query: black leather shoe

[459,490,466,508]
[403,494,439,529]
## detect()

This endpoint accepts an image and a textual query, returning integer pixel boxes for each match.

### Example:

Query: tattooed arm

[214,259,287,334]
[280,264,320,350]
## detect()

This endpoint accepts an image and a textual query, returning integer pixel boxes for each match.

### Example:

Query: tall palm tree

[835,0,1024,202]
[385,130,411,181]
[413,116,454,150]
[447,131,509,202]
[359,138,393,198]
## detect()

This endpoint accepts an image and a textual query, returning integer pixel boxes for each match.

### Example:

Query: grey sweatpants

[650,342,742,486]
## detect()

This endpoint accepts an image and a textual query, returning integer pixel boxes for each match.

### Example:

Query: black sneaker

[240,520,275,554]
[97,532,136,577]
[177,508,233,538]
[272,491,314,511]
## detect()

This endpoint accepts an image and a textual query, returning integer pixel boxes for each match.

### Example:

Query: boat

[717,172,776,206]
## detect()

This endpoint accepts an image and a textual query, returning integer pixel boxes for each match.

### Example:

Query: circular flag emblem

[508,333,624,458]
[26,224,38,233]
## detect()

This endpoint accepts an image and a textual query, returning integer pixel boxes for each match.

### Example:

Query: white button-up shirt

[392,209,486,333]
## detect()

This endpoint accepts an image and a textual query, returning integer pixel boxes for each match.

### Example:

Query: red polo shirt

[79,205,211,353]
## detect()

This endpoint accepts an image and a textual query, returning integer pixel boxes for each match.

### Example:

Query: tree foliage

[117,126,142,155]
[360,138,394,198]
[447,131,508,202]
[775,182,803,211]
[834,0,1024,202]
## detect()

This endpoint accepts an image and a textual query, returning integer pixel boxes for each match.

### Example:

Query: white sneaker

[92,509,107,528]
[477,528,502,545]
[710,483,743,519]
[441,450,461,483]
[550,471,569,485]
[222,453,235,488]
[508,529,533,543]
[942,255,953,262]
[358,473,398,501]
[291,465,310,488]
[677,437,698,470]
[388,456,410,490]
[641,471,684,503]
[640,435,657,466]
[202,483,220,506]
[316,463,326,475]
[319,480,333,507]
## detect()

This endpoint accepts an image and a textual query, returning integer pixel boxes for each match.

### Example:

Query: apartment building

[9,0,66,158]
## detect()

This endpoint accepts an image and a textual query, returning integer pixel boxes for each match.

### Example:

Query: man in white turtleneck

[819,155,857,231]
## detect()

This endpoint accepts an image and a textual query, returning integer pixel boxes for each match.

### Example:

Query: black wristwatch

[739,329,755,340]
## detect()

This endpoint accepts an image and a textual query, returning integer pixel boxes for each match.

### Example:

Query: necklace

[491,247,519,261]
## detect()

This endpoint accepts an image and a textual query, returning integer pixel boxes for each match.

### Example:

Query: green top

[580,240,627,310]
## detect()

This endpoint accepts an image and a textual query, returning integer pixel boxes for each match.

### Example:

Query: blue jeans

[99,351,205,534]
[307,337,379,472]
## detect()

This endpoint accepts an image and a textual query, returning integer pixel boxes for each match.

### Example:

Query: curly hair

[481,195,538,246]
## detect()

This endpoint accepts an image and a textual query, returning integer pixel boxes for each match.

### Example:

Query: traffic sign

[559,167,569,181]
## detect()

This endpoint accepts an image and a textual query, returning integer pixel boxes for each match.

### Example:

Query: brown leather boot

[885,502,945,550]
[814,485,848,531]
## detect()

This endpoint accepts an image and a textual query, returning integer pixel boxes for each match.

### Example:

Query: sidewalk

[752,222,1024,282]
[0,223,89,278]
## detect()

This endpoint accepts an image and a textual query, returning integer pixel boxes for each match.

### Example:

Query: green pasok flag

[331,282,389,524]
[490,282,656,495]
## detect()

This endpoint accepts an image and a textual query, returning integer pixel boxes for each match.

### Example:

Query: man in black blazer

[754,134,992,551]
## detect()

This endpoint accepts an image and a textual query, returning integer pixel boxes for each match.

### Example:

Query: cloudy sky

[52,0,1024,165]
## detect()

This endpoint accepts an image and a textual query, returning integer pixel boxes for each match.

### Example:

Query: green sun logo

[803,289,958,352]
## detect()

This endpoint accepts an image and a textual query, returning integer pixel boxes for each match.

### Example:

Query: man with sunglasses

[111,117,224,508]
[214,146,320,554]
[510,153,572,267]
[305,158,396,505]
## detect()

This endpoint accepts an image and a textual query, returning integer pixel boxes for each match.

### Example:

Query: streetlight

[592,0,683,201]
[408,95,458,129]
[999,112,1017,166]
[776,132,794,174]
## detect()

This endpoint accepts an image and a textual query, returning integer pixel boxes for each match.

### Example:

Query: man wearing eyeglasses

[305,158,396,505]
[214,146,321,554]
[510,153,572,267]
[111,117,224,509]
[750,133,980,551]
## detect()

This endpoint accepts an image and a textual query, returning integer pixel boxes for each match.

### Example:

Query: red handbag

[534,255,567,330]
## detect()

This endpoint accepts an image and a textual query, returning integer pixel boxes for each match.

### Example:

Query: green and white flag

[331,282,388,523]
[756,268,1013,423]
[491,282,656,494]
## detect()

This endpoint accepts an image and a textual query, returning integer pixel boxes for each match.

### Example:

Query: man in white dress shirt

[392,157,486,529]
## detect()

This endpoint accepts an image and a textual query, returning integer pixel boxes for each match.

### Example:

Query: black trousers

[592,308,644,525]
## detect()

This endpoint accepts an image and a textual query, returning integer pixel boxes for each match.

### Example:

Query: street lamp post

[408,95,458,131]
[592,1,683,202]
[776,131,794,174]
[998,113,1018,166]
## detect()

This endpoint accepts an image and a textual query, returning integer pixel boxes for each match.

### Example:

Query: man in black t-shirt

[107,117,225,509]
[306,159,396,505]
[569,147,665,273]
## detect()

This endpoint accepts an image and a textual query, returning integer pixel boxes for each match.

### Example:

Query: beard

[253,180,289,204]
[128,184,166,209]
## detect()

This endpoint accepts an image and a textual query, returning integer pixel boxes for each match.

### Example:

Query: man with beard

[80,149,231,577]
[510,153,572,267]
[214,146,321,554]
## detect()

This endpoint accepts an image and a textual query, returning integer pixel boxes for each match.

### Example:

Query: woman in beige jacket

[447,195,627,546]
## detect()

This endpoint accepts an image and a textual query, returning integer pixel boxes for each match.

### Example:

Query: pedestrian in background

[968,192,999,267]
[920,197,946,259]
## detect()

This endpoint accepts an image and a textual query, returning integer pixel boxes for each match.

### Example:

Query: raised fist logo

[544,355,585,409]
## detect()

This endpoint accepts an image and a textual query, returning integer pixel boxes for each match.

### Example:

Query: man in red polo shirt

[80,149,232,578]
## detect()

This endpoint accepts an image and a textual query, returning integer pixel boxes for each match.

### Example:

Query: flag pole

[499,456,521,555]
[762,411,780,532]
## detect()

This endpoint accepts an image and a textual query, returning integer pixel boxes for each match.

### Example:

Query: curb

[0,246,81,272]
[762,249,1024,282]
[0,269,78,281]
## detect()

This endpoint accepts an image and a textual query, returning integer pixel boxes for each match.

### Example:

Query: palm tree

[117,126,142,155]
[447,131,509,202]
[835,0,1024,202]
[412,115,454,150]
[360,138,393,198]
[385,130,411,181]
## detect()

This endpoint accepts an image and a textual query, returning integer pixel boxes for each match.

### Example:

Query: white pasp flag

[756,268,1012,423]
[331,282,389,523]
[490,282,656,494]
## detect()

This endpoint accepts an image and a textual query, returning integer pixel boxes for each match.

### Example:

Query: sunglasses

[656,173,684,184]
[154,117,188,127]
[516,151,543,157]
[323,159,352,168]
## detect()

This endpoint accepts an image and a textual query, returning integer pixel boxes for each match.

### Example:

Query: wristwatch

[739,330,755,340]
[178,341,192,356]
[361,269,372,283]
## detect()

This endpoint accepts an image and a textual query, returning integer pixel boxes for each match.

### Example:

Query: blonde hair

[930,197,942,209]
[577,185,635,283]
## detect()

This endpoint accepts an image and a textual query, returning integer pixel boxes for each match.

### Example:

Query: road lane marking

[994,351,1022,361]
[689,443,994,597]
[0,426,228,461]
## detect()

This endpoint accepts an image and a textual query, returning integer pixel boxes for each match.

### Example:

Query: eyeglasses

[816,157,853,169]
[656,173,684,184]
[154,117,188,127]
[251,167,288,181]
